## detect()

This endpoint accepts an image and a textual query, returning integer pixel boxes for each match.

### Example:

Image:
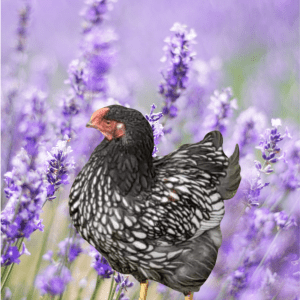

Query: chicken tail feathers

[217,143,241,200]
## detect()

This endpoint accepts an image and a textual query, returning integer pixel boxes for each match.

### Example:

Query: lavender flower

[57,233,84,263]
[60,94,81,138]
[276,138,300,192]
[1,148,46,266]
[183,57,222,138]
[1,242,30,266]
[90,246,114,278]
[114,273,134,299]
[35,264,72,296]
[233,106,267,157]
[19,88,48,161]
[273,211,297,230]
[66,59,89,99]
[45,138,75,200]
[82,27,117,93]
[159,23,196,121]
[205,87,238,135]
[145,104,164,157]
[114,273,134,288]
[35,231,84,296]
[245,171,270,207]
[16,1,31,52]
[57,0,117,156]
[256,118,291,174]
[229,266,248,297]
[81,0,115,33]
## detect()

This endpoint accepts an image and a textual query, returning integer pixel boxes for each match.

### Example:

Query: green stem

[90,276,103,300]
[107,272,115,300]
[1,264,14,292]
[57,292,64,300]
[108,281,118,300]
[26,195,61,299]
[1,237,24,291]
[75,286,84,300]
[114,285,124,300]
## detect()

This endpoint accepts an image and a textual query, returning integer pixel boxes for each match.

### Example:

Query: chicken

[69,104,241,299]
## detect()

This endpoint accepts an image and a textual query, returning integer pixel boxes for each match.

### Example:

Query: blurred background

[1,0,299,299]
[2,0,299,120]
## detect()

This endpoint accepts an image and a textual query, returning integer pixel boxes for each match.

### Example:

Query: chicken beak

[86,120,93,128]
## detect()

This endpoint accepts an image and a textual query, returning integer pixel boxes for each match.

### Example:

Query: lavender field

[1,0,299,299]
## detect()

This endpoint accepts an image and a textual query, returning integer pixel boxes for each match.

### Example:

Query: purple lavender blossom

[229,266,248,296]
[114,273,134,299]
[159,23,196,121]
[57,234,83,263]
[35,264,72,296]
[18,88,48,160]
[277,138,300,192]
[1,242,30,266]
[60,94,81,138]
[145,104,164,157]
[90,246,114,278]
[114,273,133,287]
[204,87,238,135]
[81,0,115,33]
[81,28,117,93]
[273,211,297,230]
[256,118,291,174]
[1,148,46,266]
[244,119,291,207]
[233,106,267,157]
[245,173,270,207]
[57,0,117,159]
[45,138,75,200]
[16,1,31,52]
[66,59,89,99]
[183,57,222,137]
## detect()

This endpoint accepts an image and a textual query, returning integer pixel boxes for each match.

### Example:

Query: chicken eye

[106,120,111,125]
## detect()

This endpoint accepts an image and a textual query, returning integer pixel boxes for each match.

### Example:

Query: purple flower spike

[19,88,48,160]
[229,266,248,296]
[45,138,75,200]
[114,273,134,298]
[114,273,133,288]
[82,28,117,93]
[90,246,113,278]
[16,1,31,52]
[81,0,115,33]
[1,148,47,266]
[57,234,83,263]
[159,23,196,123]
[246,174,270,207]
[256,118,291,174]
[205,87,237,135]
[1,246,21,266]
[35,264,72,296]
[274,211,297,230]
[234,107,267,157]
